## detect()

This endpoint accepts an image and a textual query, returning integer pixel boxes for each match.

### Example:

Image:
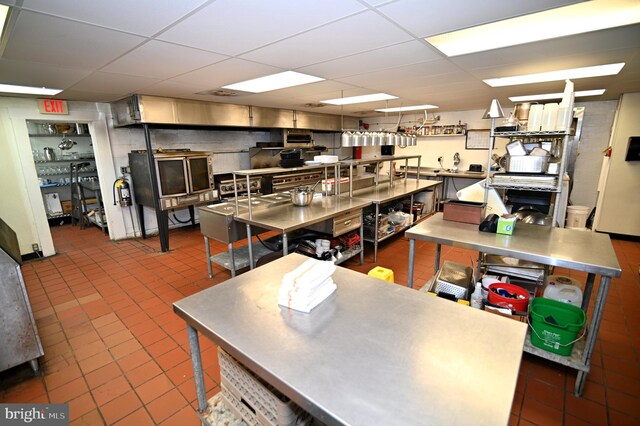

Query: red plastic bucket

[488,283,530,311]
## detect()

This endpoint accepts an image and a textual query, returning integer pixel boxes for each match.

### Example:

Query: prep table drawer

[306,209,362,237]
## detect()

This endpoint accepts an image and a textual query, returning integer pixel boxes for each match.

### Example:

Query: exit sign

[38,99,68,115]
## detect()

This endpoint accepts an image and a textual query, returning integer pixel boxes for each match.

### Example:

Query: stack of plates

[314,155,339,164]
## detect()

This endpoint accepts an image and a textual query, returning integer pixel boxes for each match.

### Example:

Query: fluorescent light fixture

[484,63,624,87]
[375,104,438,113]
[321,93,397,105]
[0,84,62,96]
[1,5,9,36]
[510,89,606,102]
[426,0,640,57]
[222,71,324,93]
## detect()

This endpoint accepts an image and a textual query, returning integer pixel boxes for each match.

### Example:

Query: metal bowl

[291,190,314,206]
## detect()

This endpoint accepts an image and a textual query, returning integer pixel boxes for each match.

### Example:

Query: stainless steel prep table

[350,179,441,261]
[234,195,372,268]
[174,253,527,426]
[405,213,622,396]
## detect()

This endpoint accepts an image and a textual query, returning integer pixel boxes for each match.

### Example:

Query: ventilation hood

[111,94,358,131]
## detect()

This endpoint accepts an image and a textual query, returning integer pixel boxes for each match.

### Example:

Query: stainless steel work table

[234,195,372,267]
[174,253,527,425]
[350,179,441,261]
[405,213,622,396]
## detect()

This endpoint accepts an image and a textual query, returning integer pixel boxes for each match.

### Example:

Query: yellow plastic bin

[368,266,395,283]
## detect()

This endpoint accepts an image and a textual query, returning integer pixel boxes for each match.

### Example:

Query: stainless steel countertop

[173,253,527,426]
[402,165,488,179]
[233,195,372,233]
[406,213,621,277]
[349,179,441,203]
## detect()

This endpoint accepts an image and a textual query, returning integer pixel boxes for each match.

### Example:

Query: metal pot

[43,147,56,161]
[290,180,321,206]
[58,137,77,150]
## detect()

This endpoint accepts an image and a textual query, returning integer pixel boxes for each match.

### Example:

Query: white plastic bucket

[566,205,590,229]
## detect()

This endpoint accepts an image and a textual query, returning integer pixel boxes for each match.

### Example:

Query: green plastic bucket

[529,298,586,356]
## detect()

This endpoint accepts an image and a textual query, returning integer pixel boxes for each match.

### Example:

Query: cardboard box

[497,215,516,235]
[61,200,72,214]
[443,200,484,224]
[484,306,527,322]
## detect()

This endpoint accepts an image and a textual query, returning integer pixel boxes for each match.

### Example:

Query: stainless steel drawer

[305,209,362,237]
[332,210,362,237]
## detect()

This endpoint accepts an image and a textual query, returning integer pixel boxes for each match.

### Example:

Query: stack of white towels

[278,258,337,313]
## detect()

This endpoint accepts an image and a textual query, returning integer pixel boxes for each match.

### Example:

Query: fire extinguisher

[113,177,132,207]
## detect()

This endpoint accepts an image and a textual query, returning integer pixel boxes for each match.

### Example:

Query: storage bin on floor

[529,297,586,356]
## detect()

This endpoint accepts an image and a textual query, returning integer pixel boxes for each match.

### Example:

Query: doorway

[27,120,105,241]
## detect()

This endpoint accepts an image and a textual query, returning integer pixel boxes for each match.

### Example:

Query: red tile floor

[0,223,639,425]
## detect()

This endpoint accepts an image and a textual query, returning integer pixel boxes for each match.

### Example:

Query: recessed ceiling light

[375,104,438,113]
[426,0,640,57]
[483,63,625,87]
[0,84,62,96]
[321,93,398,105]
[510,89,606,102]
[222,71,324,93]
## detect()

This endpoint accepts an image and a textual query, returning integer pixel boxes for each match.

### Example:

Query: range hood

[111,94,358,131]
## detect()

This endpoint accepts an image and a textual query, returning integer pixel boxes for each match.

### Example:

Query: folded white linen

[278,281,337,313]
[279,276,334,302]
[281,258,336,296]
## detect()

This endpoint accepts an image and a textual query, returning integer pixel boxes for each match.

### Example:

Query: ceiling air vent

[196,89,239,97]
[302,103,325,108]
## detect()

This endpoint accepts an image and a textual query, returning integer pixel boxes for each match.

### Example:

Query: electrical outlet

[120,166,130,175]
[32,243,39,252]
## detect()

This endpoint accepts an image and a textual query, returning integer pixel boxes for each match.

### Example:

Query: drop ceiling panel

[336,60,462,87]
[68,72,162,95]
[167,58,283,90]
[2,11,145,69]
[0,59,91,88]
[100,41,229,79]
[239,11,414,69]
[297,40,442,79]
[157,0,366,56]
[54,89,128,103]
[377,0,581,37]
[20,0,209,36]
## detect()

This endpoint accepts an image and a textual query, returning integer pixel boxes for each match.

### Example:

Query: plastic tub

[566,206,590,229]
[488,283,530,312]
[529,298,586,356]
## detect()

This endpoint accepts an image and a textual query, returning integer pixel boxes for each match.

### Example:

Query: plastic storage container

[488,283,530,312]
[543,275,583,308]
[529,298,586,356]
[566,205,590,229]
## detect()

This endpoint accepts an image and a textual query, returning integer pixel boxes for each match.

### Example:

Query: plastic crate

[218,348,311,426]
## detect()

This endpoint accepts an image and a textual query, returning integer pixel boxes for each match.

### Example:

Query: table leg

[187,324,208,418]
[359,220,364,265]
[229,242,236,278]
[581,273,596,312]
[246,224,254,269]
[283,234,289,256]
[435,243,442,272]
[204,237,212,278]
[408,239,416,288]
[575,275,611,396]
[374,204,380,262]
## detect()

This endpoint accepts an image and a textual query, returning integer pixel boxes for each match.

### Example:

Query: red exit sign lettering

[37,99,68,115]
